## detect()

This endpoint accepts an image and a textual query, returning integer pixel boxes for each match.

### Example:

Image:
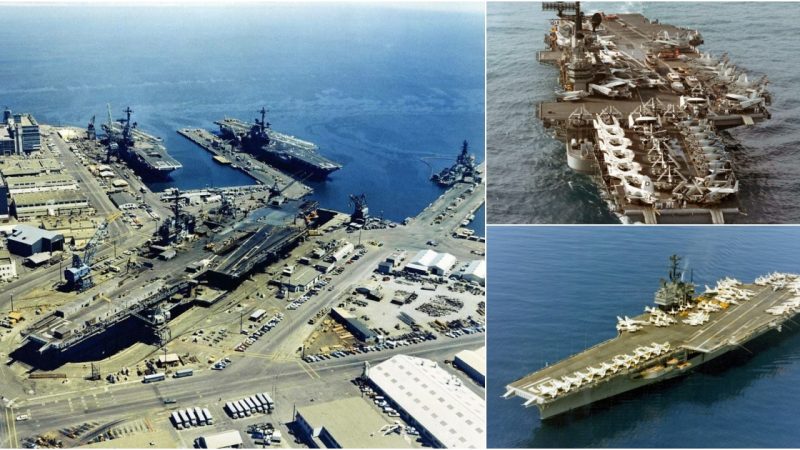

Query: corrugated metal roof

[369,355,485,448]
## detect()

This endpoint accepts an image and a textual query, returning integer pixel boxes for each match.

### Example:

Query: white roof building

[454,346,486,386]
[368,354,485,448]
[197,430,243,449]
[406,249,457,275]
[461,260,486,285]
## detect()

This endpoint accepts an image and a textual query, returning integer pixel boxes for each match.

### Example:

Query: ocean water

[488,226,800,447]
[0,3,484,223]
[487,2,800,224]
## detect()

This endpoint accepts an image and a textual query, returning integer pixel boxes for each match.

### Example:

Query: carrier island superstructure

[536,2,771,224]
[504,255,800,420]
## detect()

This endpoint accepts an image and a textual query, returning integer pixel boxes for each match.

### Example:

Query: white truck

[194,407,207,426]
[171,411,184,430]
[178,410,190,427]
[225,402,239,419]
[186,408,198,426]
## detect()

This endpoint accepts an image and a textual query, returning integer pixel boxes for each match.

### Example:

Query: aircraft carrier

[536,2,770,224]
[504,255,800,419]
[216,108,342,179]
[102,106,183,179]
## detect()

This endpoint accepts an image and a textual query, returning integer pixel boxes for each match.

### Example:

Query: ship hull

[566,146,595,174]
[119,150,178,180]
[525,320,790,420]
[256,149,340,179]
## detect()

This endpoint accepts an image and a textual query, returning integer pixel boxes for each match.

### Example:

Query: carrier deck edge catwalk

[535,2,771,224]
[504,255,800,419]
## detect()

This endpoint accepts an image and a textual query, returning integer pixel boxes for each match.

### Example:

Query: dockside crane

[349,194,369,224]
[64,212,122,292]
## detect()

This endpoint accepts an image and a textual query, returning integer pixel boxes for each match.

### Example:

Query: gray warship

[216,108,341,179]
[431,140,480,187]
[504,255,800,419]
[102,106,183,179]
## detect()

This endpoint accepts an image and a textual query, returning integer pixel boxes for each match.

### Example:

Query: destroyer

[504,255,800,419]
[102,105,183,179]
[536,2,770,224]
[216,108,341,179]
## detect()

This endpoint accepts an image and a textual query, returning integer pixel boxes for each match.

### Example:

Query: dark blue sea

[0,3,484,223]
[487,2,800,223]
[488,226,800,447]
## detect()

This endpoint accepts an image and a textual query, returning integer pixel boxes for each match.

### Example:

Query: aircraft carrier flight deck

[535,2,771,224]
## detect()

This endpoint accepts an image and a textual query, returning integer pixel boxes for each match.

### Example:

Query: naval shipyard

[536,2,770,224]
[504,255,800,419]
[0,108,485,449]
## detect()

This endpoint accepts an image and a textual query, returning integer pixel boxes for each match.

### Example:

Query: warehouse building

[279,265,322,292]
[11,190,90,219]
[109,191,138,210]
[0,158,61,178]
[405,249,457,276]
[331,308,377,343]
[368,354,485,448]
[5,173,78,194]
[6,225,64,257]
[329,241,354,262]
[454,346,486,386]
[378,250,406,274]
[196,430,243,449]
[461,260,486,286]
[294,397,410,448]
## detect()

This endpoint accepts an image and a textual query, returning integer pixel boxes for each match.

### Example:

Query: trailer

[249,395,264,413]
[186,408,198,426]
[243,397,257,413]
[178,409,190,427]
[171,411,184,430]
[238,399,252,416]
[174,368,194,378]
[256,393,269,411]
[225,402,239,419]
[194,407,207,426]
[142,373,166,383]
[203,407,214,425]
[260,392,275,411]
[249,309,267,321]
[234,400,247,417]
